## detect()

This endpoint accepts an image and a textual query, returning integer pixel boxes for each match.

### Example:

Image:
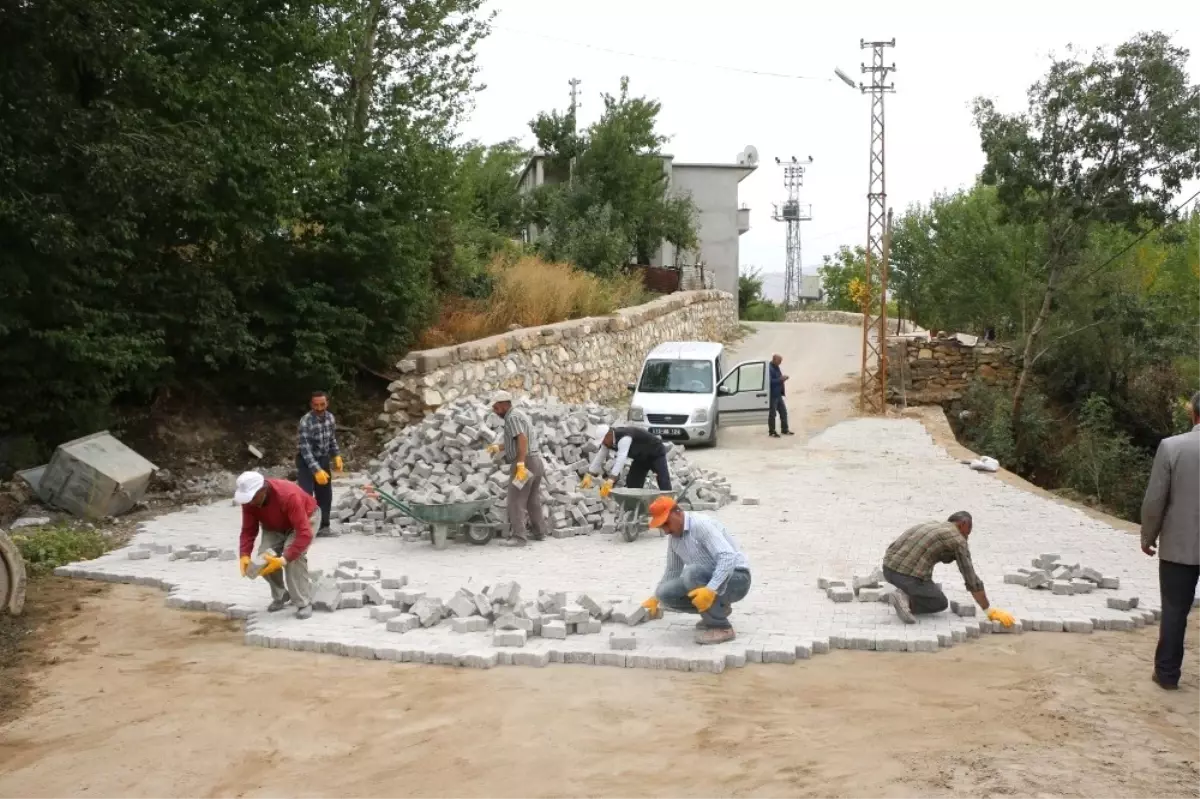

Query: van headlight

[691,409,709,424]
[628,406,645,421]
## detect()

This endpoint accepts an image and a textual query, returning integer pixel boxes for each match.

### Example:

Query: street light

[834,67,857,89]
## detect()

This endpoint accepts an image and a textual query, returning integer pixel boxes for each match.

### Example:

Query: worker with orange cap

[640,496,751,645]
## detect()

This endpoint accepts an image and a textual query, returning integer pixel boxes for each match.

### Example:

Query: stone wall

[379,290,738,430]
[784,310,923,334]
[888,336,1017,404]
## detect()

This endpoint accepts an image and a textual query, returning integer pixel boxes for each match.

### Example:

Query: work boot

[888,590,917,624]
[695,627,736,645]
[295,605,313,620]
[1152,672,1179,690]
[503,537,527,548]
[783,430,795,436]
[316,526,338,538]
[768,431,781,438]
[267,592,291,612]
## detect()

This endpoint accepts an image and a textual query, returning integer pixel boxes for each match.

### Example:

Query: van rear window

[637,360,714,394]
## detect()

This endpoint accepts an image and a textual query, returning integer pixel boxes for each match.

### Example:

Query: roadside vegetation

[9,523,115,578]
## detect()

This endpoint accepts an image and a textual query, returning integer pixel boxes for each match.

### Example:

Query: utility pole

[857,39,896,415]
[568,77,582,185]
[771,157,813,309]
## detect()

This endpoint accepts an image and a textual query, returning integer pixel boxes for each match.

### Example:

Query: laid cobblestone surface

[56,418,1159,671]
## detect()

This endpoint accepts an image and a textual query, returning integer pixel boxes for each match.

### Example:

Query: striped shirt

[661,513,749,594]
[298,411,339,472]
[501,408,539,462]
[883,520,985,592]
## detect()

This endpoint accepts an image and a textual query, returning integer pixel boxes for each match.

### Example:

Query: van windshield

[637,359,714,394]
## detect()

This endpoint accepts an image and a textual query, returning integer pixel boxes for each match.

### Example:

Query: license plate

[650,427,683,436]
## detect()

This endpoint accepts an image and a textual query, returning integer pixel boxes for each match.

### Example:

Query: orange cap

[647,496,677,528]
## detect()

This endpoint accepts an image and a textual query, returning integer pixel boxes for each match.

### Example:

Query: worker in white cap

[485,391,547,546]
[233,471,320,618]
[580,425,671,497]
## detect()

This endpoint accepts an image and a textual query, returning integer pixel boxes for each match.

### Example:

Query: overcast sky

[459,0,1199,279]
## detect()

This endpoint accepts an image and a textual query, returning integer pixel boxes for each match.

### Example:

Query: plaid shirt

[298,410,339,472]
[501,408,539,462]
[883,520,985,592]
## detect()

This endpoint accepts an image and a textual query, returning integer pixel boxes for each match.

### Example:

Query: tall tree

[972,32,1200,429]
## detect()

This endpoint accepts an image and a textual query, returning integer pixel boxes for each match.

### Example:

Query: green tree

[817,246,869,311]
[973,32,1200,428]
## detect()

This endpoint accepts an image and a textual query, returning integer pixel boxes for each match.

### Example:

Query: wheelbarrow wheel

[465,523,494,546]
[620,510,641,542]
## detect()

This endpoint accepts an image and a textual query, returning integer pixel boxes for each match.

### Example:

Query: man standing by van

[768,354,792,438]
[582,425,671,497]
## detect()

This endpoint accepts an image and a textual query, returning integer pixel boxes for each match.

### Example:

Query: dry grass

[419,255,648,348]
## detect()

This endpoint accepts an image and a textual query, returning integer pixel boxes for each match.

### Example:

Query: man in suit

[768,354,792,439]
[1141,390,1200,690]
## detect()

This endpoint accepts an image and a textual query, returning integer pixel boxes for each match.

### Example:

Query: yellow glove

[688,586,717,613]
[333,455,344,473]
[514,462,529,482]
[987,607,1015,628]
[599,478,614,499]
[579,474,594,489]
[486,443,501,455]
[641,596,659,615]
[314,469,330,486]
[239,555,251,578]
[259,553,287,578]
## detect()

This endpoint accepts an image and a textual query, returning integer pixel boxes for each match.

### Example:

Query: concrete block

[562,604,590,624]
[363,584,387,606]
[512,650,550,667]
[451,616,488,633]
[461,651,499,669]
[857,587,885,602]
[1107,596,1137,611]
[827,587,854,603]
[218,550,237,561]
[495,613,533,632]
[578,619,602,634]
[852,568,884,592]
[489,581,521,607]
[794,643,812,660]
[1051,580,1074,595]
[596,652,628,668]
[812,638,830,655]
[169,551,189,561]
[542,620,567,639]
[338,594,363,609]
[741,497,760,505]
[576,594,604,618]
[613,602,648,625]
[334,567,357,580]
[446,594,478,618]
[128,549,152,560]
[610,631,637,650]
[370,606,405,622]
[1080,567,1104,584]
[396,589,426,606]
[1039,553,1060,564]
[1025,571,1050,589]
[950,629,966,643]
[1003,573,1029,586]
[312,581,341,612]
[565,650,595,665]
[1069,579,1094,594]
[876,636,905,652]
[1100,576,1120,589]
[386,613,419,633]
[410,597,446,627]
[724,651,747,668]
[907,636,938,653]
[381,577,408,590]
[817,576,839,589]
[1063,618,1093,633]
[993,620,1023,634]
[188,551,209,562]
[949,600,976,617]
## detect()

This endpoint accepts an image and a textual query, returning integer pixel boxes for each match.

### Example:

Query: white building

[517,147,758,299]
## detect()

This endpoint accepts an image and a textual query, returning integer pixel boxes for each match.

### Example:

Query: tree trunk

[1011,263,1060,428]
[348,0,385,141]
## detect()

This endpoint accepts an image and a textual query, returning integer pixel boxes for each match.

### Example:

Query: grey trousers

[506,453,547,542]
[883,567,949,614]
[657,564,752,629]
[258,509,319,607]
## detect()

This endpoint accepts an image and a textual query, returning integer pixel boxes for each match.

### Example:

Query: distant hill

[747,271,821,303]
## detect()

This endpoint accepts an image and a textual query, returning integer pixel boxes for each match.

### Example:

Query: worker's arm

[696,520,739,593]
[608,436,633,478]
[298,418,320,473]
[239,507,260,558]
[954,542,988,609]
[281,497,314,562]
[1140,440,1171,554]
[515,432,528,465]
[588,444,608,475]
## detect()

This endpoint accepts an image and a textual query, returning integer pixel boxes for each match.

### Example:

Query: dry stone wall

[888,336,1017,404]
[784,310,923,334]
[379,290,737,431]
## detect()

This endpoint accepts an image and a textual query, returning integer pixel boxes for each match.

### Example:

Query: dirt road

[1,323,1197,797]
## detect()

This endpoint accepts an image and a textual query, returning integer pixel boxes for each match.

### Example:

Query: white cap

[490,390,513,405]
[233,471,265,504]
[592,424,611,448]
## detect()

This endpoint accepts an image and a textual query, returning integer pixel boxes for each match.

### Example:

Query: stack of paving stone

[128,542,237,562]
[1003,553,1121,594]
[334,397,733,539]
[818,569,894,604]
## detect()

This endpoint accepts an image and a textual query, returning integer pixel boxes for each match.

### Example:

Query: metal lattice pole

[772,157,813,309]
[858,39,896,414]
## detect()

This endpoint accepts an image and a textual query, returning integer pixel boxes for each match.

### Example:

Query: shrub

[743,300,786,322]
[10,524,113,577]
[1062,395,1153,520]
[958,381,1056,477]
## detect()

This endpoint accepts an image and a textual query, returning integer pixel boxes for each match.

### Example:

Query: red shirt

[239,479,319,562]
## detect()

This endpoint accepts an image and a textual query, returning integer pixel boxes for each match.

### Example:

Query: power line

[491,24,831,82]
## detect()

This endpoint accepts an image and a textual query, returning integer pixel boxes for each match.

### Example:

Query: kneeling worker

[581,425,671,498]
[640,496,751,645]
[882,511,1015,628]
[234,471,320,619]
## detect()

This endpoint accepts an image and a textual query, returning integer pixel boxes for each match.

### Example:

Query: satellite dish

[738,145,759,166]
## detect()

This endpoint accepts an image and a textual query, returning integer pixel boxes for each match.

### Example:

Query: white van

[625,341,770,447]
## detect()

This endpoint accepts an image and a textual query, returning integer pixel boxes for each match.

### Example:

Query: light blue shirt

[660,513,749,593]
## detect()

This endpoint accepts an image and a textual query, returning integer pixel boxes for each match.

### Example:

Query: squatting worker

[882,511,1016,628]
[234,471,320,619]
[640,496,751,645]
[297,390,343,537]
[1140,390,1200,691]
[580,425,671,498]
[768,353,793,438]
[486,391,547,546]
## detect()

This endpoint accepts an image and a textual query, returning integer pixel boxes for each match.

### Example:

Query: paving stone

[1003,573,1029,585]
[370,606,405,622]
[827,587,854,603]
[512,650,550,667]
[410,597,446,627]
[1070,579,1094,594]
[492,628,526,647]
[542,620,567,639]
[188,551,209,562]
[1107,596,1138,611]
[128,550,152,560]
[596,652,628,667]
[613,602,647,625]
[446,594,477,618]
[725,651,747,668]
[363,584,388,606]
[451,617,489,633]
[609,631,637,650]
[565,650,595,665]
[386,613,419,633]
[857,587,885,602]
[949,600,976,617]
[1063,618,1094,633]
[562,604,590,624]
[812,637,831,655]
[578,619,602,634]
[1100,576,1120,589]
[794,643,812,659]
[576,593,604,618]
[495,613,533,632]
[381,577,408,589]
[338,594,363,609]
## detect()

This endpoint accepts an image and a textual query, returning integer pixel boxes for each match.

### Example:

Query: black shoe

[768,432,781,438]
[783,430,795,436]
[268,592,291,612]
[1152,672,1179,690]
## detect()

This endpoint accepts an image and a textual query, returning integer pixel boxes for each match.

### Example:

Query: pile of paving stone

[334,397,733,539]
[1004,552,1121,594]
[312,565,650,652]
[818,569,896,604]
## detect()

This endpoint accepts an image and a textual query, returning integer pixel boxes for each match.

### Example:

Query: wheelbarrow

[607,477,696,542]
[363,485,497,549]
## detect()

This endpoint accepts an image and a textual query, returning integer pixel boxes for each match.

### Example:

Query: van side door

[715,360,770,427]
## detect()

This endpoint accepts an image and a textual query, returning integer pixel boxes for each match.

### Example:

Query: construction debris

[334,397,733,540]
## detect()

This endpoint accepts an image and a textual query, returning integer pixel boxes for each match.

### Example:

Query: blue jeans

[656,564,751,629]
